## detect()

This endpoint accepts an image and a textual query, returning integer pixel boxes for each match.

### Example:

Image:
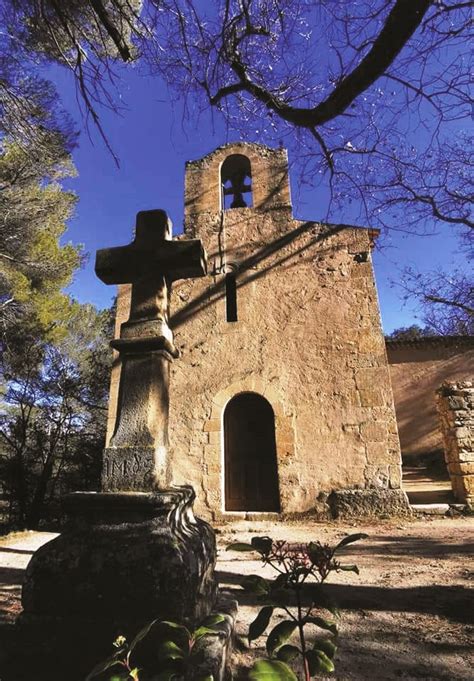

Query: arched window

[221,154,253,209]
[224,392,280,511]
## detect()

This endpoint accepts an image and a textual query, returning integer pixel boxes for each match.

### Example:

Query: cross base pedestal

[15,488,217,679]
[22,487,217,624]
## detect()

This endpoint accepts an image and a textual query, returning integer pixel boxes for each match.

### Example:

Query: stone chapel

[107,142,408,520]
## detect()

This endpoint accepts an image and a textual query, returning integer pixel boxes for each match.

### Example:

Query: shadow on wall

[387,342,474,461]
[108,220,354,397]
[171,221,347,330]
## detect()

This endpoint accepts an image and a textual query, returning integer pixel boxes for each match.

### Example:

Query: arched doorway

[224,392,280,511]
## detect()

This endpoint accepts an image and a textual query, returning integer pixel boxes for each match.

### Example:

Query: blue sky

[54,66,467,334]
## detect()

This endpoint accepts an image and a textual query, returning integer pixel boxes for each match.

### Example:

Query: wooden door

[224,392,280,511]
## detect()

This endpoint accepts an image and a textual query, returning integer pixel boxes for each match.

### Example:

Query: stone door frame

[202,377,296,517]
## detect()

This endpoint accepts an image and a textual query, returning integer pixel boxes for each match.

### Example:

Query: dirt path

[0,531,58,625]
[0,517,472,680]
[216,516,474,681]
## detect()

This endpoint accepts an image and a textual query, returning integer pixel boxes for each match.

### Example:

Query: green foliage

[0,130,111,533]
[0,134,94,531]
[249,659,298,681]
[0,303,112,529]
[386,325,437,341]
[87,615,226,681]
[0,139,81,350]
[228,533,367,679]
[277,646,300,664]
[266,621,298,656]
[0,0,142,158]
[249,606,274,643]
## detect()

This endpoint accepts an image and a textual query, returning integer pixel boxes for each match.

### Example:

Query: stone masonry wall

[436,380,474,506]
[107,142,403,520]
[174,143,401,518]
[184,142,291,217]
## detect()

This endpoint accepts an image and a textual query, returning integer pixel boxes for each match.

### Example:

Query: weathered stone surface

[107,143,403,518]
[21,489,217,626]
[17,490,218,678]
[96,209,207,491]
[18,208,222,677]
[448,461,474,476]
[436,380,474,506]
[410,503,450,516]
[185,594,237,681]
[102,446,156,490]
[328,489,411,518]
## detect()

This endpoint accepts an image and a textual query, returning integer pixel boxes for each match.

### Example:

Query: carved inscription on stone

[102,448,155,491]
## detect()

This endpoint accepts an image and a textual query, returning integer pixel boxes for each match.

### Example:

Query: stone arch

[202,378,296,514]
[220,153,253,210]
[184,142,292,220]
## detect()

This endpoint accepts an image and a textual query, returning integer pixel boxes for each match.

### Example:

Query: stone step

[410,502,468,516]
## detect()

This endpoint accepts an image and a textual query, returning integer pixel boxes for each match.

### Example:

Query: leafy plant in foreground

[86,615,224,680]
[228,533,367,680]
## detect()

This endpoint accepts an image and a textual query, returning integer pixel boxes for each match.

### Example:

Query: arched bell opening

[221,154,253,209]
[224,392,280,511]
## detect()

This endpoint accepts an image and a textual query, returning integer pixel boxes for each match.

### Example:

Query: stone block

[354,368,388,391]
[19,489,218,678]
[366,442,387,463]
[358,328,385,355]
[212,392,228,408]
[458,449,474,463]
[207,431,221,445]
[461,474,474,496]
[389,464,402,489]
[361,421,387,442]
[203,419,221,432]
[209,404,222,420]
[203,461,220,475]
[359,388,385,407]
[448,461,474,476]
[449,474,466,501]
[203,445,219,465]
[277,443,295,458]
[364,464,390,489]
[328,489,411,518]
[275,423,294,442]
[102,447,156,491]
[411,503,450,516]
[350,262,373,280]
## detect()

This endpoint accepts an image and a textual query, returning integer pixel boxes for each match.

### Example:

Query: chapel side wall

[387,342,474,459]
[168,204,401,518]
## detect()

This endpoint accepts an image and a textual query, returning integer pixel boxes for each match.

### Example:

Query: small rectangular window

[225,273,238,322]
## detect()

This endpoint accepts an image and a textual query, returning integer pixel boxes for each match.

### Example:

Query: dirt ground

[217,516,474,681]
[0,515,473,680]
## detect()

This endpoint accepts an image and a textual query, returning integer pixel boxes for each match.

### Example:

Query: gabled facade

[108,142,405,519]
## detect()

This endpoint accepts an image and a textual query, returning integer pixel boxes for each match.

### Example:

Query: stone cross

[95,209,207,491]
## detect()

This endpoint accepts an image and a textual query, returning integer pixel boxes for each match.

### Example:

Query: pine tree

[0,138,81,358]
